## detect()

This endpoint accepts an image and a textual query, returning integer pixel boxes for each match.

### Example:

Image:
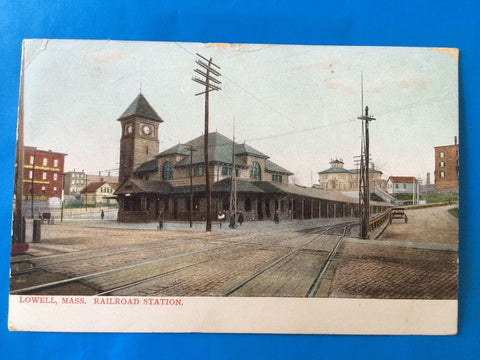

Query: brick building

[114,94,391,223]
[23,146,66,203]
[434,138,459,190]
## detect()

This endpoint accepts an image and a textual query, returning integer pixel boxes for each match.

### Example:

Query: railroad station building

[114,94,390,222]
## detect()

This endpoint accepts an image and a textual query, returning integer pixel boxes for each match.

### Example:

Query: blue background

[1,1,478,359]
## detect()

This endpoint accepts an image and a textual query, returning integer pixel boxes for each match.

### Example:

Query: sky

[22,40,458,186]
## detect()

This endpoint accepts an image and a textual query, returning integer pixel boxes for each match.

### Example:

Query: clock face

[142,125,151,135]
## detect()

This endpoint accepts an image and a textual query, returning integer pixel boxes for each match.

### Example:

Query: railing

[369,208,393,232]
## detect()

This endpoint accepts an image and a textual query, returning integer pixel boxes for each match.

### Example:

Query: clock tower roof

[118,93,164,123]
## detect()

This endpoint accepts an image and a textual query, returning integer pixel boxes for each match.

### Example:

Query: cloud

[397,78,427,89]
[323,76,356,94]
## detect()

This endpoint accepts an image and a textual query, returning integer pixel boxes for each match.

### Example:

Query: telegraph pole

[183,144,197,228]
[192,53,222,232]
[12,40,27,252]
[30,148,36,218]
[229,119,237,227]
[358,105,375,239]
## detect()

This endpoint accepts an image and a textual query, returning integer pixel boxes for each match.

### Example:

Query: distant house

[80,182,118,205]
[387,176,417,195]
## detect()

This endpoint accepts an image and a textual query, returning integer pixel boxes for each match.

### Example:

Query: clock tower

[118,93,163,184]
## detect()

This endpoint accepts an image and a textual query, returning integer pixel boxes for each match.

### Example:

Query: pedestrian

[238,211,244,226]
[100,209,104,220]
[158,211,164,230]
[273,210,280,224]
[218,211,225,228]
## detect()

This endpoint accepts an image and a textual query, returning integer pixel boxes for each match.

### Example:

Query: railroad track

[223,222,355,297]
[10,220,356,297]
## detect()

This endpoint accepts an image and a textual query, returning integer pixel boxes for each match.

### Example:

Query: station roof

[157,132,290,174]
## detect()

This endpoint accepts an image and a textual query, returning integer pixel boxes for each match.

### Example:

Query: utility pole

[358,105,375,239]
[229,119,237,227]
[30,148,36,218]
[192,53,222,232]
[12,40,27,252]
[183,144,197,228]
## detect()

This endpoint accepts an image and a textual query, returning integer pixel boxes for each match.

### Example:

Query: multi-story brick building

[23,146,66,203]
[434,138,459,190]
[317,158,387,191]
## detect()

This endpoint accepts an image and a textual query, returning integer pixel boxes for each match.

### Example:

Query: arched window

[162,161,173,180]
[250,161,261,181]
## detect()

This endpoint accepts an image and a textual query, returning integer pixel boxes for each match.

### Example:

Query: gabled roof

[135,159,158,174]
[114,178,173,195]
[157,143,191,157]
[265,159,293,175]
[170,132,273,169]
[388,176,417,183]
[235,143,268,158]
[80,182,118,193]
[118,93,163,122]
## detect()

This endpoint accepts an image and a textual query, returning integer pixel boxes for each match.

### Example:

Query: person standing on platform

[158,211,164,230]
[238,211,244,226]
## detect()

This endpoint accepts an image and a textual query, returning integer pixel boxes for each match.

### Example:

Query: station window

[53,173,58,180]
[272,174,282,183]
[53,159,58,167]
[29,156,34,165]
[250,161,261,181]
[440,161,445,167]
[28,170,32,179]
[162,162,173,180]
[440,152,445,158]
[440,171,445,178]
[43,158,48,166]
[41,186,46,194]
[42,172,47,180]
[53,187,57,194]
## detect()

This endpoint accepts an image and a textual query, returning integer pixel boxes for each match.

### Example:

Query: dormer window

[250,161,261,181]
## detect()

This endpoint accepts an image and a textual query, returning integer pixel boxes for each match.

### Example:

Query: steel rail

[222,223,343,297]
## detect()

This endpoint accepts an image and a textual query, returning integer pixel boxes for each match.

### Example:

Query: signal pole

[192,53,222,232]
[358,106,375,239]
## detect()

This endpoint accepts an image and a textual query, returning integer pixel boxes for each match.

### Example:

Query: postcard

[9,40,458,334]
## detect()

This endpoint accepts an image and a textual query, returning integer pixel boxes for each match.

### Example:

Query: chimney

[426,172,431,185]
[108,171,111,177]
[454,136,457,145]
